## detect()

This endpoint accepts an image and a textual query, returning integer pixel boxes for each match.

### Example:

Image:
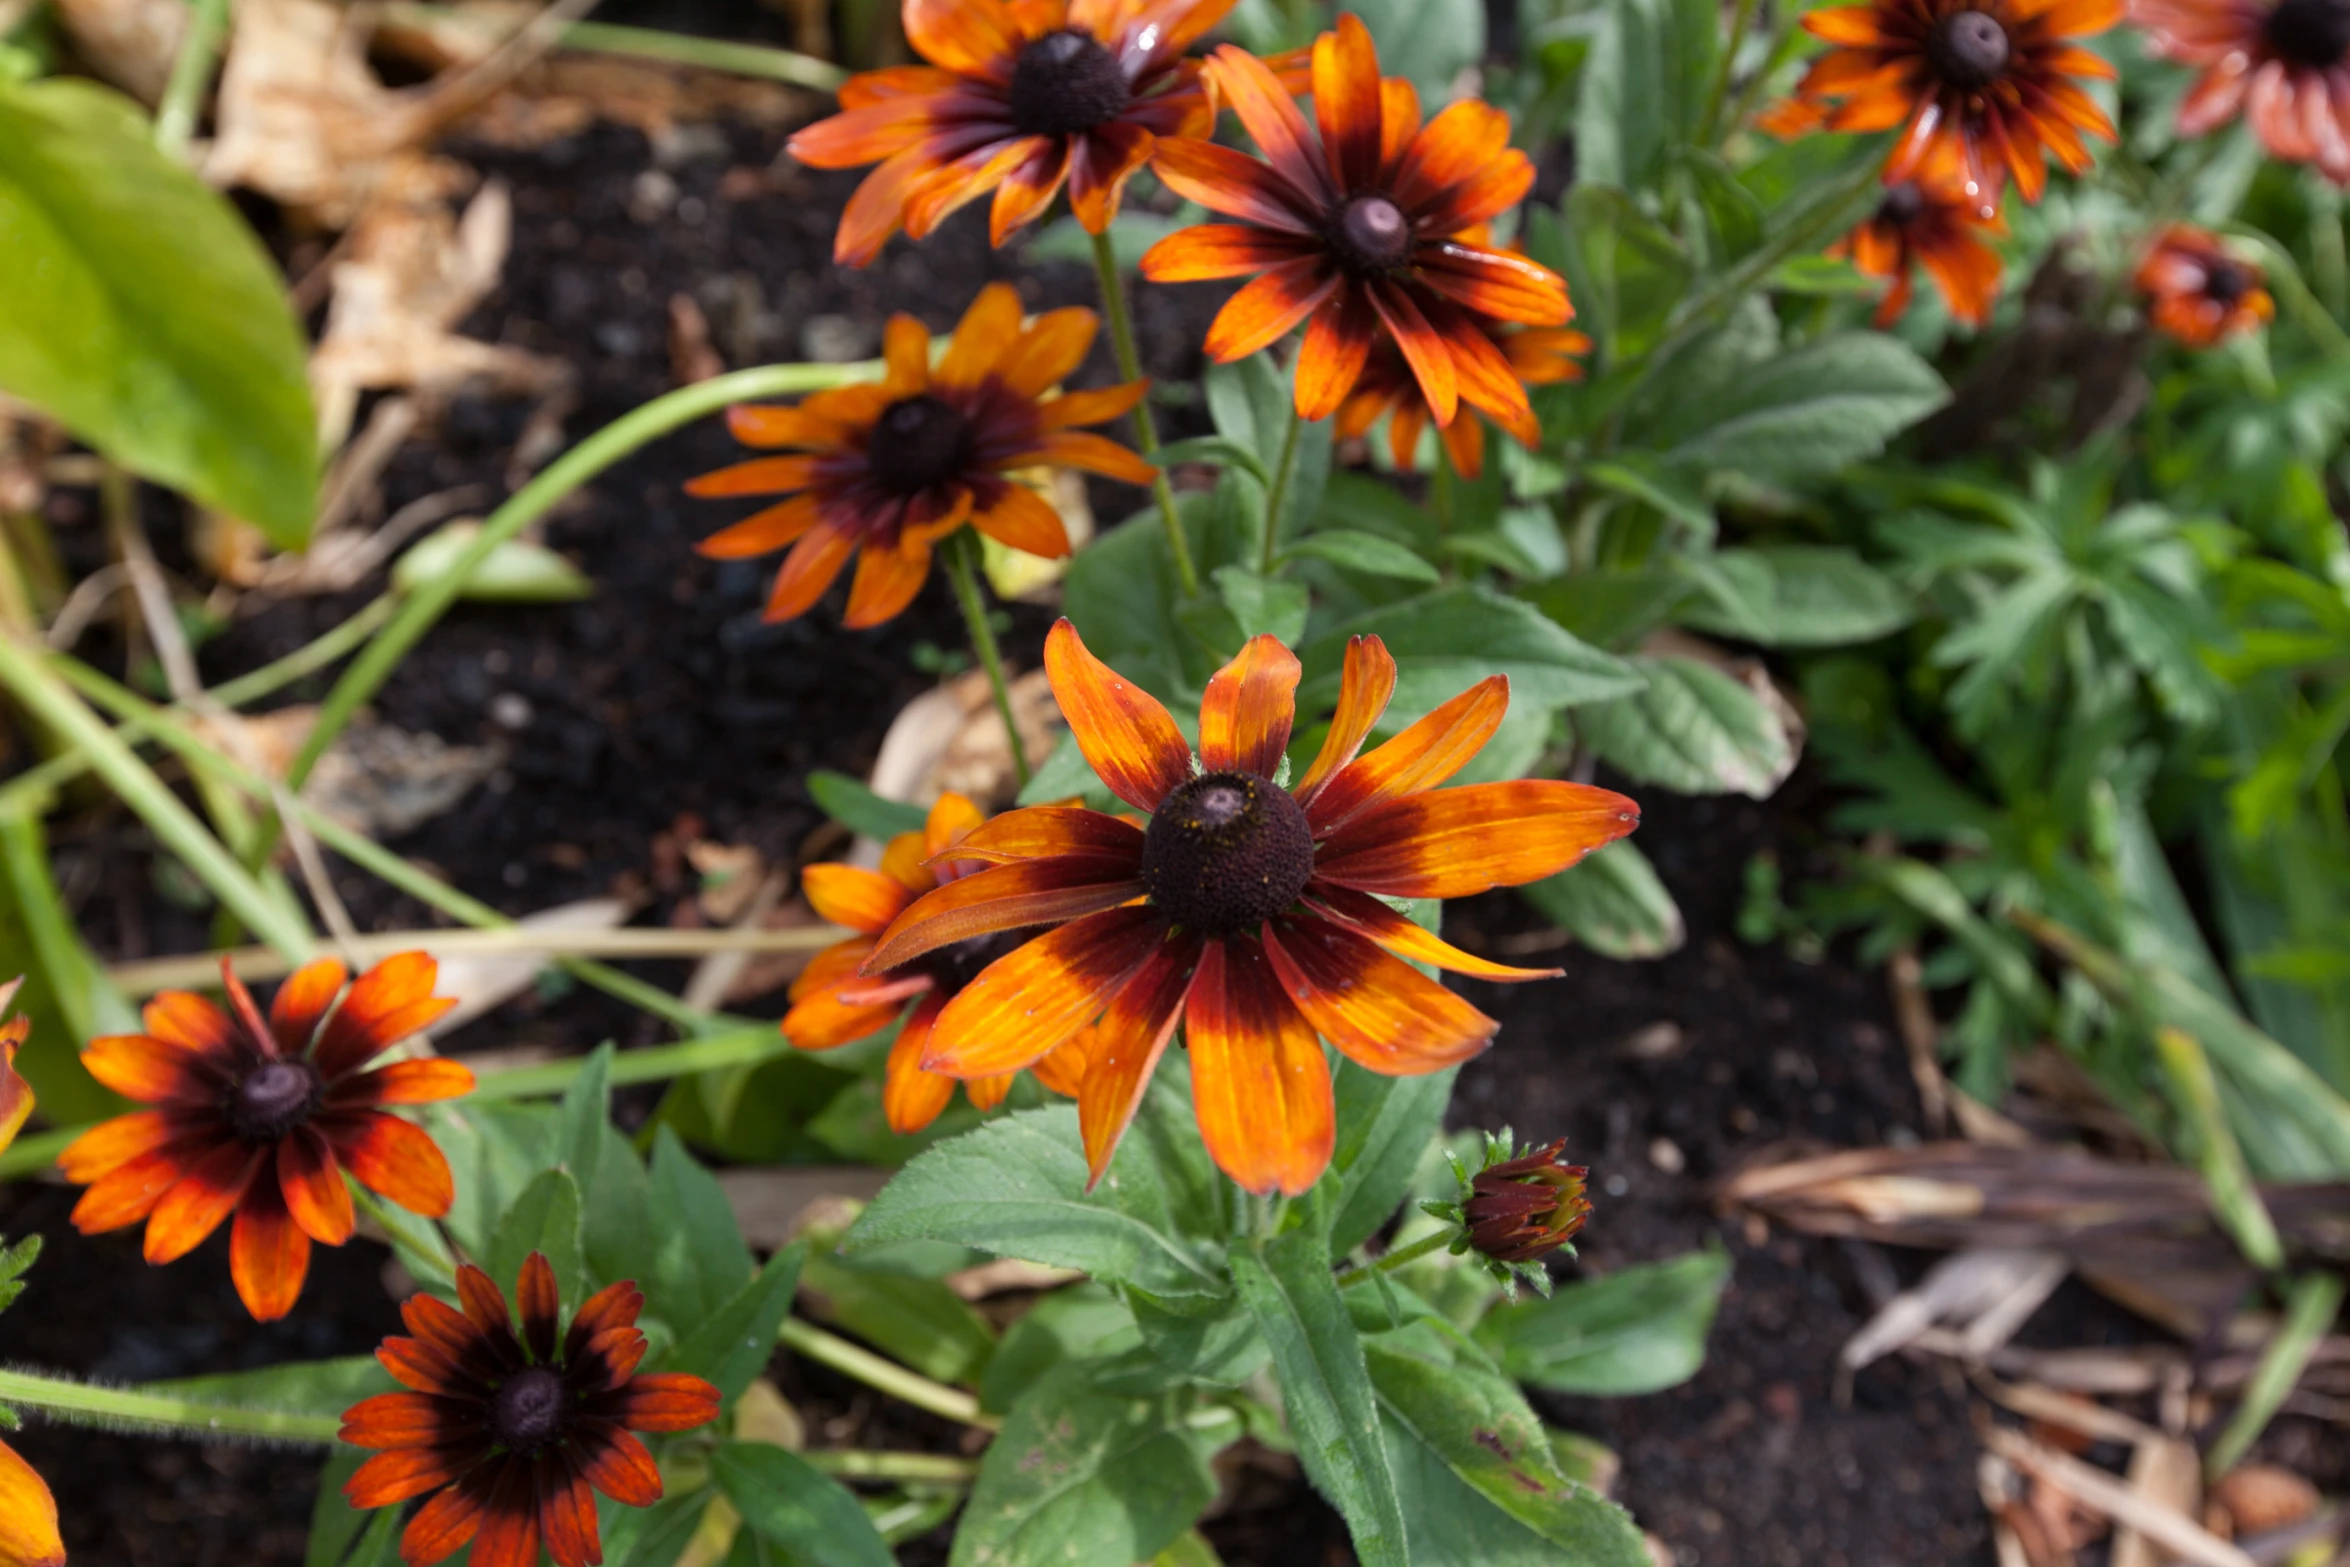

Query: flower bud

[1464,1139,1592,1264]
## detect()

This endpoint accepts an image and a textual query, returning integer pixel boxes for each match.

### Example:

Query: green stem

[1258,402,1304,577]
[1431,439,1457,539]
[153,0,230,158]
[210,593,401,708]
[777,1317,998,1430]
[1696,0,1763,148]
[1331,1231,1452,1291]
[0,1368,342,1444]
[1088,229,1200,598]
[943,532,1029,789]
[350,1184,458,1291]
[2207,1272,2346,1476]
[379,5,847,90]
[802,1449,979,1484]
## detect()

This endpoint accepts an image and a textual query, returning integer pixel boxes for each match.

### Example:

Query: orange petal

[1039,380,1148,429]
[397,1470,494,1564]
[143,1140,262,1264]
[536,1467,600,1567]
[995,306,1098,396]
[683,454,823,498]
[81,1031,226,1103]
[1416,242,1573,324]
[697,495,824,560]
[922,906,1170,1076]
[945,804,1146,865]
[783,982,910,1051]
[1067,119,1156,232]
[57,1108,188,1183]
[864,857,1145,972]
[991,137,1074,243]
[1294,634,1398,806]
[278,1127,356,1246]
[1185,938,1334,1196]
[937,281,1027,392]
[1203,43,1334,205]
[349,1443,483,1509]
[339,1390,462,1449]
[268,958,348,1056]
[1409,149,1537,236]
[1016,430,1157,485]
[230,1178,313,1321]
[330,1058,476,1108]
[1202,258,1341,362]
[314,952,452,1079]
[843,538,939,630]
[1144,140,1321,232]
[1075,934,1201,1184]
[1304,674,1507,833]
[1030,1032,1090,1097]
[608,1372,722,1433]
[139,989,239,1059]
[1199,635,1301,778]
[578,1428,664,1504]
[1295,286,1381,422]
[1138,222,1323,281]
[972,484,1075,557]
[791,937,878,1003]
[1043,618,1194,812]
[904,0,1023,77]
[725,401,854,449]
[468,1464,543,1567]
[0,1437,63,1567]
[1305,881,1562,981]
[1313,13,1386,189]
[924,791,988,858]
[882,994,957,1134]
[1368,280,1457,427]
[907,134,1049,240]
[516,1252,561,1362]
[1262,915,1497,1074]
[1314,780,1642,898]
[69,1139,211,1232]
[764,517,861,622]
[1393,98,1512,217]
[332,1110,456,1218]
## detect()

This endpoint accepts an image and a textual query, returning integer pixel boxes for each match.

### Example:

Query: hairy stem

[944,531,1029,788]
[0,1368,342,1445]
[1089,229,1200,597]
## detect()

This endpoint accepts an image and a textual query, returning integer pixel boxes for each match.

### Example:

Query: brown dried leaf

[2206,1465,2319,1538]
[51,0,186,104]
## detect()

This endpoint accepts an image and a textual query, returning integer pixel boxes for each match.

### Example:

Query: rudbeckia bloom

[1335,316,1588,478]
[788,0,1245,265]
[1139,14,1572,431]
[862,620,1641,1195]
[2134,0,2350,177]
[786,791,1089,1132]
[60,953,470,1321]
[0,988,65,1567]
[1779,0,2120,202]
[2136,226,2275,344]
[688,283,1152,629]
[1834,175,2006,326]
[342,1253,721,1567]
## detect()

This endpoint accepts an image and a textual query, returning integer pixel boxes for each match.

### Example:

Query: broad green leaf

[1327,1063,1455,1258]
[661,1242,806,1403]
[425,1100,558,1262]
[800,1253,996,1387]
[1301,586,1644,724]
[1286,529,1442,584]
[1580,456,1714,536]
[980,1283,1140,1414]
[648,1126,756,1323]
[1475,1249,1730,1395]
[0,78,316,544]
[1213,565,1310,645]
[807,770,927,840]
[394,524,593,602]
[1576,655,1795,798]
[952,1363,1219,1567]
[1573,0,1711,192]
[1528,569,1695,652]
[845,1106,1223,1298]
[712,1440,895,1567]
[1351,0,1485,93]
[555,1043,612,1197]
[1231,1230,1409,1567]
[1656,333,1945,487]
[1520,840,1685,960]
[305,1451,371,1567]
[1125,1290,1268,1388]
[605,1492,715,1567]
[1678,546,1915,648]
[583,1123,659,1299]
[487,1168,584,1306]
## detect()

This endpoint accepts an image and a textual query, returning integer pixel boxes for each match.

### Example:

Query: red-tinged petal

[1031,1033,1089,1097]
[269,958,347,1056]
[0,1435,63,1567]
[1305,674,1508,833]
[57,1109,187,1182]
[938,281,1028,392]
[907,134,1047,239]
[1369,280,1457,426]
[466,1462,542,1567]
[949,805,1146,865]
[277,1128,356,1246]
[1294,634,1399,807]
[565,1280,646,1368]
[763,517,861,622]
[1305,882,1562,981]
[397,1467,495,1567]
[1203,259,1341,363]
[143,1140,260,1264]
[516,1252,560,1363]
[833,145,934,267]
[1409,148,1537,236]
[347,1444,482,1508]
[1378,76,1423,176]
[607,1372,723,1433]
[1393,98,1513,217]
[1199,635,1301,777]
[790,937,878,1004]
[69,1139,212,1233]
[229,1180,312,1321]
[1185,938,1334,1196]
[535,1458,599,1567]
[1415,243,1573,324]
[904,0,1023,78]
[995,306,1098,396]
[865,858,1145,972]
[784,981,911,1052]
[1313,13,1385,189]
[991,137,1073,243]
[378,1335,474,1396]
[314,952,451,1079]
[725,402,851,450]
[333,1110,456,1218]
[1440,405,1488,475]
[82,1032,225,1103]
[788,98,945,168]
[1075,934,1200,1185]
[922,906,1170,1076]
[1039,380,1148,429]
[1145,140,1322,232]
[577,1426,664,1505]
[339,1391,470,1449]
[1014,429,1156,486]
[882,994,957,1134]
[804,863,918,935]
[1802,3,1889,43]
[330,1058,476,1108]
[1068,119,1156,232]
[1043,618,1194,812]
[140,989,240,1059]
[219,963,280,1060]
[1138,223,1322,280]
[1295,285,1381,421]
[697,494,824,560]
[959,483,1062,558]
[683,454,824,499]
[1431,304,1539,446]
[1262,916,1497,1074]
[843,537,936,630]
[1203,43,1334,204]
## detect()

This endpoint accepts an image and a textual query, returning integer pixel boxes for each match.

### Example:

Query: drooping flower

[1834,174,2007,326]
[788,0,1247,265]
[687,283,1152,629]
[0,984,64,1567]
[1775,0,2120,203]
[786,791,1089,1132]
[2136,225,2275,344]
[1461,1138,1592,1264]
[1139,14,1572,430]
[342,1253,720,1567]
[863,620,1641,1196]
[2133,0,2350,178]
[1336,315,1588,478]
[60,953,470,1321]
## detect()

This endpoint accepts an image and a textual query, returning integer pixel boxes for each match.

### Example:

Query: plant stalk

[0,1368,342,1445]
[1088,228,1200,597]
[943,531,1029,788]
[153,0,230,158]
[1258,402,1305,576]
[802,1449,979,1484]
[1331,1231,1453,1290]
[1696,0,1764,148]
[777,1317,998,1431]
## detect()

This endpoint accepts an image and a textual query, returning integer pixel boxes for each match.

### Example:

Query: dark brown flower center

[489,1366,573,1454]
[227,1059,319,1140]
[866,395,972,497]
[1878,182,1928,227]
[1928,10,2012,89]
[1008,30,1131,137]
[1329,194,1414,275]
[2266,0,2350,66]
[914,925,1045,996]
[2203,258,2253,304]
[1140,771,1316,938]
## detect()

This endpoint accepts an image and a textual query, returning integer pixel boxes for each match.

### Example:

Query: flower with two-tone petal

[1336,312,1588,478]
[786,791,1088,1132]
[0,983,64,1567]
[789,0,1246,265]
[2133,0,2350,179]
[1835,174,2006,326]
[1775,0,2120,203]
[342,1253,720,1567]
[60,954,469,1321]
[2136,225,2275,344]
[861,620,1640,1196]
[688,283,1152,629]
[1140,14,1573,435]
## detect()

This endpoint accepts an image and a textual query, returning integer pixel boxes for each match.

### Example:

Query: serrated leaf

[1576,655,1795,798]
[1475,1249,1730,1396]
[1656,333,1946,487]
[1520,840,1685,959]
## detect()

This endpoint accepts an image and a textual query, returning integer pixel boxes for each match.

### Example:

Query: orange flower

[2135,0,2350,178]
[786,792,1089,1133]
[687,284,1153,629]
[60,953,470,1322]
[862,620,1641,1196]
[0,985,64,1567]
[788,0,1244,265]
[1336,320,1588,478]
[1834,175,2006,326]
[1778,0,2120,203]
[342,1253,720,1567]
[1139,15,1572,431]
[2136,226,2275,345]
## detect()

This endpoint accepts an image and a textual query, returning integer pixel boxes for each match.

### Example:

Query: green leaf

[305,1450,371,1567]
[555,1043,613,1197]
[952,1363,1219,1567]
[487,1168,584,1305]
[1528,569,1695,652]
[661,1242,806,1403]
[1351,0,1485,93]
[2152,1026,2283,1270]
[980,1283,1140,1414]
[1301,586,1645,724]
[1655,333,1946,488]
[1573,0,1711,191]
[0,810,134,1122]
[1212,565,1310,645]
[583,1123,659,1299]
[1576,655,1795,798]
[1580,456,1714,537]
[1678,546,1914,648]
[1520,840,1685,960]
[1285,529,1442,584]
[808,770,928,840]
[1475,1249,1730,1395]
[648,1126,756,1322]
[606,1492,716,1567]
[1125,1290,1267,1388]
[712,1440,896,1567]
[394,523,593,602]
[1232,1229,1409,1567]
[1017,732,1125,813]
[152,1355,390,1414]
[800,1252,996,1387]
[1154,435,1272,489]
[0,78,316,544]
[1327,1063,1455,1259]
